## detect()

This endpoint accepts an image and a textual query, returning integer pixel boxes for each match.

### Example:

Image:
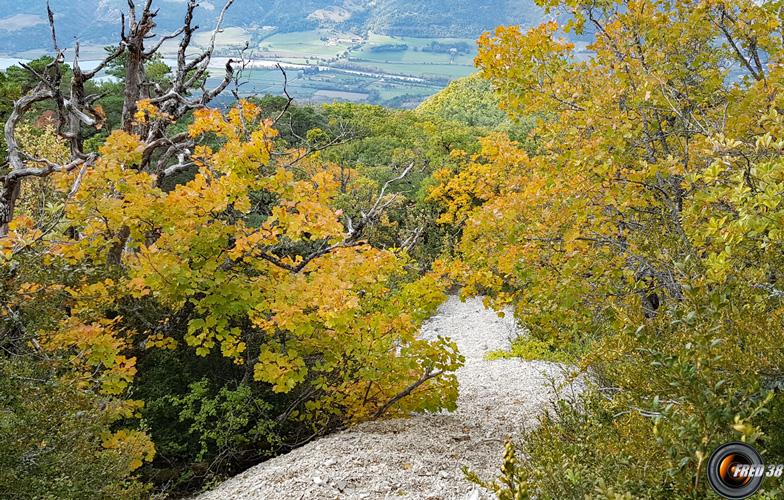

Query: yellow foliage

[11,99,462,430]
[101,429,155,471]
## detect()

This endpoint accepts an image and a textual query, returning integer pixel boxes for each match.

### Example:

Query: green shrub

[470,289,784,499]
[0,358,150,499]
[486,337,574,364]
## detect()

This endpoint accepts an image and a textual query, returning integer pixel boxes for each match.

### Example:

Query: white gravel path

[199,296,581,500]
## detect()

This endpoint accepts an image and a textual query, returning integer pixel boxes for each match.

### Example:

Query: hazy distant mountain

[0,0,541,53]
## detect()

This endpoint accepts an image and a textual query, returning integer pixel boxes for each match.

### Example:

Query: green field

[228,29,480,107]
[256,30,354,59]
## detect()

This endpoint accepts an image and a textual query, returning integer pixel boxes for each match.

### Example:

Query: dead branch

[46,2,59,52]
[347,162,413,239]
[272,64,294,126]
[401,226,425,252]
[0,0,238,237]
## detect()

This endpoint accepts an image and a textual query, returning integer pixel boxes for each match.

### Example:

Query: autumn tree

[430,0,784,496]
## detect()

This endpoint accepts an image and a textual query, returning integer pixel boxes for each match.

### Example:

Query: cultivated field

[212,29,479,107]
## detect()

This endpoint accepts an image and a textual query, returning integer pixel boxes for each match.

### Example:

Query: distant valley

[0,0,545,107]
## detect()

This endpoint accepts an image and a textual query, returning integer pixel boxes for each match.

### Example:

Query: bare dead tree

[0,0,238,237]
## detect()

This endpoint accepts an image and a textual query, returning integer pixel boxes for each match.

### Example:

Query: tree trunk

[106,225,131,267]
[0,179,20,237]
[122,42,145,133]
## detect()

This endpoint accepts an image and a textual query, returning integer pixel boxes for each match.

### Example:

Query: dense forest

[2,0,784,498]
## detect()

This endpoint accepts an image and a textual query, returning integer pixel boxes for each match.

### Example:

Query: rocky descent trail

[200,296,581,499]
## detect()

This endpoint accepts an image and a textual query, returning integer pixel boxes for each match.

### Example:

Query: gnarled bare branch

[1,0,238,237]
